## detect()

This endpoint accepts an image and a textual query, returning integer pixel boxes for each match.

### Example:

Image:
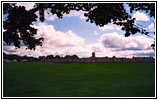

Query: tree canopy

[3,3,155,50]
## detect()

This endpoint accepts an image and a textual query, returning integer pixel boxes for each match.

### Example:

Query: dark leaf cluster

[3,4,43,50]
[128,3,155,18]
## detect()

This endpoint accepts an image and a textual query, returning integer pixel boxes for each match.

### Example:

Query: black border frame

[1,1,157,99]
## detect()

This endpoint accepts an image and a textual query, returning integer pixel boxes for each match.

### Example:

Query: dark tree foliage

[128,3,155,17]
[3,52,38,61]
[39,56,45,60]
[3,3,155,50]
[128,3,155,50]
[3,3,44,50]
[54,55,60,59]
[46,55,54,59]
[64,55,79,59]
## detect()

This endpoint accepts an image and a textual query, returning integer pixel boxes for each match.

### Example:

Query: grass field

[3,62,155,97]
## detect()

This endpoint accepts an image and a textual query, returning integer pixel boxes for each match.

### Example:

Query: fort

[44,52,155,64]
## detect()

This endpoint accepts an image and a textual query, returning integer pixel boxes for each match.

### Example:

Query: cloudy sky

[3,3,155,58]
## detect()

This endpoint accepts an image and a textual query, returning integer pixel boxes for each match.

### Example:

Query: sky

[3,3,155,58]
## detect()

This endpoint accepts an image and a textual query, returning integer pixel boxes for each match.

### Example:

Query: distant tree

[46,55,54,59]
[72,55,79,59]
[3,52,10,60]
[112,56,116,59]
[23,55,28,60]
[54,55,60,59]
[64,55,79,59]
[3,52,7,59]
[3,3,155,50]
[3,52,38,62]
[39,56,45,60]
[64,55,71,59]
[3,53,20,60]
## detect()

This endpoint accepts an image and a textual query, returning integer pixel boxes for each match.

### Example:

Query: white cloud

[85,43,115,57]
[16,3,35,10]
[3,23,85,57]
[132,11,149,21]
[43,10,87,21]
[64,10,87,19]
[4,4,154,58]
[3,24,154,58]
[99,32,152,50]
[64,10,82,17]
[34,22,85,47]
[99,24,121,31]
[79,15,87,19]
[3,29,6,32]
[98,32,154,57]
[45,12,57,21]
[93,31,99,35]
[148,22,155,31]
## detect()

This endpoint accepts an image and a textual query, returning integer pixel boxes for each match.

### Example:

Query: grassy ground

[3,62,155,97]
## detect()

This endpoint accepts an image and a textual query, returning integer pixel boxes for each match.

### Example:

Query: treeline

[40,55,78,60]
[3,52,38,62]
[3,52,79,62]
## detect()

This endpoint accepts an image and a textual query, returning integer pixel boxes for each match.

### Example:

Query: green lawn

[3,62,155,97]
